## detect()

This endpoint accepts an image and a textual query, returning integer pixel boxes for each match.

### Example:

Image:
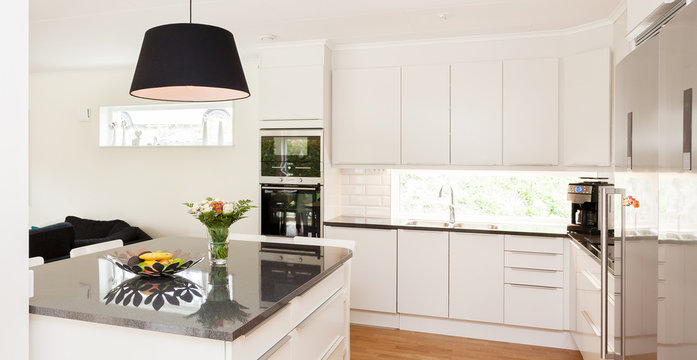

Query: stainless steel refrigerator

[603,2,697,359]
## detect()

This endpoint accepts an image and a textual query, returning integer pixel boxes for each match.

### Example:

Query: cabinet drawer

[291,266,345,324]
[504,284,563,330]
[504,251,563,271]
[505,235,564,254]
[504,267,563,288]
[293,289,346,360]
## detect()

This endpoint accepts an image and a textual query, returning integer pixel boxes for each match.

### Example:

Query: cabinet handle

[296,288,345,330]
[684,88,692,170]
[627,112,633,170]
[506,250,560,256]
[257,334,292,360]
[508,267,559,273]
[581,310,601,337]
[582,269,601,290]
[507,283,559,290]
[294,166,312,169]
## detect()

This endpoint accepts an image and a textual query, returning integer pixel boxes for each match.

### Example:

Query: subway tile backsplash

[339,169,391,218]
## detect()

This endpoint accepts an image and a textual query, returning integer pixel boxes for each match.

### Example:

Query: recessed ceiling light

[260,34,277,41]
[439,13,449,21]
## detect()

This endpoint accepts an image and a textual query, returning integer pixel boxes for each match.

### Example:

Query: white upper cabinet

[259,65,325,120]
[451,61,503,165]
[332,67,402,165]
[401,64,451,165]
[503,58,559,165]
[561,48,611,167]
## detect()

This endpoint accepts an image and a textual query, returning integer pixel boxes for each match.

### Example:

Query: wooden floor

[350,325,583,360]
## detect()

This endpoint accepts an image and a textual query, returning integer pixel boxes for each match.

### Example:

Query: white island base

[29,238,352,360]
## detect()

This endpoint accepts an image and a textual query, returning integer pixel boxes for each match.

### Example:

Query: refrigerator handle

[627,112,633,170]
[600,187,626,360]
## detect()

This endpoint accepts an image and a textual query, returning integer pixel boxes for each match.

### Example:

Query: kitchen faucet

[439,185,455,225]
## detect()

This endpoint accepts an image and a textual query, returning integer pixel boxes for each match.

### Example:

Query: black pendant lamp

[130,0,249,102]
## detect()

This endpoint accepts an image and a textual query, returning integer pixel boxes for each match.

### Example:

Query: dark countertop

[324,216,568,237]
[29,236,352,342]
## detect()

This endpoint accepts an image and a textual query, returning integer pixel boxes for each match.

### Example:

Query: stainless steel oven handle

[262,186,317,191]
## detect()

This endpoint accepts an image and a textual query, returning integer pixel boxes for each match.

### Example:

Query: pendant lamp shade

[130,23,250,102]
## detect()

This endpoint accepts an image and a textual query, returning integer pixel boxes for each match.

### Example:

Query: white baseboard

[350,309,578,351]
[350,309,399,328]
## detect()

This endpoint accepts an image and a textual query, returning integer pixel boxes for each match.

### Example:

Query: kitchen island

[29,235,353,360]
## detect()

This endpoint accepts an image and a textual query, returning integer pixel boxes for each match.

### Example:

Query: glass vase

[206,225,230,265]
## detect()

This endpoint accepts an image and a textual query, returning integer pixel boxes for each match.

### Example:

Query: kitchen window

[99,102,233,147]
[394,170,593,225]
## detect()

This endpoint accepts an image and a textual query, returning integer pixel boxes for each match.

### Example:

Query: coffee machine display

[567,179,614,235]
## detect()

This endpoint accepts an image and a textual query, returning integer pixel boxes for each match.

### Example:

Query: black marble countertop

[324,216,568,237]
[29,236,352,341]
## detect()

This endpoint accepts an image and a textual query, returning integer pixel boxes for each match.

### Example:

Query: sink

[403,220,451,228]
[452,222,500,230]
[403,220,500,230]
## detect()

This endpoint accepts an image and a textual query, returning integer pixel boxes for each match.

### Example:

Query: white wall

[28,62,261,238]
[0,1,29,359]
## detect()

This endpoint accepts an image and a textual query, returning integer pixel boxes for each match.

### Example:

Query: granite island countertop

[29,236,352,341]
[325,216,569,237]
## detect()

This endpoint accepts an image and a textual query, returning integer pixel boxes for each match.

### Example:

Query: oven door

[261,185,321,238]
[260,129,322,184]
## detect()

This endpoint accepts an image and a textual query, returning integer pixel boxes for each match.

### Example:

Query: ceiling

[29,0,623,72]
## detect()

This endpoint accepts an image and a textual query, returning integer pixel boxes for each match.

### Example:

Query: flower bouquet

[184,198,253,264]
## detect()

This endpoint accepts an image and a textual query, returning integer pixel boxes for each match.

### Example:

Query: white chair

[70,239,123,258]
[29,256,44,267]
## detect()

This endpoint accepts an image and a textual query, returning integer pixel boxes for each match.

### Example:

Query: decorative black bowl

[106,249,203,277]
[104,275,203,311]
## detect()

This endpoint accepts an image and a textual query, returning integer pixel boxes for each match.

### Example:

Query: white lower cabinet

[504,284,564,330]
[398,229,449,318]
[292,289,347,360]
[449,233,504,323]
[503,235,565,330]
[324,226,397,313]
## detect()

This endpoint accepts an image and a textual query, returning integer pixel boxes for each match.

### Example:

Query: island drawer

[291,266,345,324]
[505,235,564,254]
[293,289,347,360]
[504,267,563,288]
[504,251,563,271]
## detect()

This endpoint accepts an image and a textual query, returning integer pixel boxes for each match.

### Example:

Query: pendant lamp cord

[189,0,192,23]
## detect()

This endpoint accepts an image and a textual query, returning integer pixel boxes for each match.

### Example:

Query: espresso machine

[567,179,614,236]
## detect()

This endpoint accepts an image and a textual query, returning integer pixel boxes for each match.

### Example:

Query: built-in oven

[260,129,322,185]
[260,184,321,238]
[260,248,323,308]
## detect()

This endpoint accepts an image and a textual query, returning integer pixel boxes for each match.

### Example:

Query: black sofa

[29,216,152,263]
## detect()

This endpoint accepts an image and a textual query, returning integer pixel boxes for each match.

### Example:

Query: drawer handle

[582,269,601,290]
[508,283,560,290]
[506,250,560,256]
[320,335,346,360]
[581,310,601,337]
[508,267,560,273]
[258,334,293,360]
[297,288,345,330]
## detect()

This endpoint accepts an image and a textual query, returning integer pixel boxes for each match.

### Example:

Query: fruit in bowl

[108,248,203,277]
